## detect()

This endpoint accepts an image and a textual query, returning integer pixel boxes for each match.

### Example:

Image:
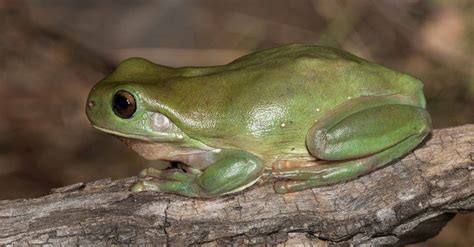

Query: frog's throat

[92,125,170,142]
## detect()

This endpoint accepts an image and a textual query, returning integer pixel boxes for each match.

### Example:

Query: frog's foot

[131,170,206,197]
[273,95,431,194]
[132,150,265,197]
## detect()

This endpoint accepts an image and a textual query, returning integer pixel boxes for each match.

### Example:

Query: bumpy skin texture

[86,44,431,197]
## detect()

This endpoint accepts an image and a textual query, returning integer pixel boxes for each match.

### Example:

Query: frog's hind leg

[273,95,431,193]
[273,133,426,193]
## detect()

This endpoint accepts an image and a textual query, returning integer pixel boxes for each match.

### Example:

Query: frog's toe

[273,180,309,194]
[130,180,149,192]
[273,181,288,194]
[138,167,163,177]
[273,180,326,194]
[130,172,205,197]
[130,180,177,193]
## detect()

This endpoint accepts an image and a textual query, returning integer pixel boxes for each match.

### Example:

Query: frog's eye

[151,112,170,130]
[112,90,136,119]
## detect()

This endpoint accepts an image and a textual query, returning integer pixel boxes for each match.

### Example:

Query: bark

[0,125,472,246]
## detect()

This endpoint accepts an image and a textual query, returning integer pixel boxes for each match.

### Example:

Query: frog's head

[86,58,187,143]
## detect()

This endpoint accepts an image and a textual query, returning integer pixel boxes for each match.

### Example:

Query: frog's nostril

[87,100,96,110]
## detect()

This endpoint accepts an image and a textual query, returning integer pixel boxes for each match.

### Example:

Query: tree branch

[1,125,472,246]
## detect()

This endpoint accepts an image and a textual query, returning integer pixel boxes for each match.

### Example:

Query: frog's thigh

[307,97,431,160]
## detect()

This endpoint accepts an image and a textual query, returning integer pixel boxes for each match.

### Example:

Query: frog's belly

[120,138,207,161]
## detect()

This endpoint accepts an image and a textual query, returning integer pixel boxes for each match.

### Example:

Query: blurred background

[1,0,473,245]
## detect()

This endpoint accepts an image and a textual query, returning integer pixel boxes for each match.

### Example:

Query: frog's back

[223,44,425,106]
[151,44,426,158]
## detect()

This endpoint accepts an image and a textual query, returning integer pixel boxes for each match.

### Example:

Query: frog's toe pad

[130,181,146,192]
[130,180,160,192]
[273,181,289,194]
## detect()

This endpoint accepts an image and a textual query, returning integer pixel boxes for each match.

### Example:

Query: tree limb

[0,125,472,246]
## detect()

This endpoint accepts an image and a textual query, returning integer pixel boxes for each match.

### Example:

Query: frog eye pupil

[112,90,136,118]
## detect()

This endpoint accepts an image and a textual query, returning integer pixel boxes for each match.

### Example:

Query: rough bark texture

[0,125,472,246]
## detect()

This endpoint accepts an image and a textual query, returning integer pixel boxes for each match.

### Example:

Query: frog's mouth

[91,125,174,142]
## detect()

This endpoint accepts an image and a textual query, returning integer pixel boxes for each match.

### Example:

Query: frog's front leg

[273,95,431,193]
[131,150,264,197]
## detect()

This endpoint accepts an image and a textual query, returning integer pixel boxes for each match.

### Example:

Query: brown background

[1,1,473,246]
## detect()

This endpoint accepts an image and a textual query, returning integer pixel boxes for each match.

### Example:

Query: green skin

[86,44,431,197]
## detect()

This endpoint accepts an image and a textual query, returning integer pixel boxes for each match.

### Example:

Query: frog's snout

[85,97,97,123]
[85,90,101,123]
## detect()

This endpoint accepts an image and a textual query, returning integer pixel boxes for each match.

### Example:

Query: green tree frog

[86,44,431,197]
